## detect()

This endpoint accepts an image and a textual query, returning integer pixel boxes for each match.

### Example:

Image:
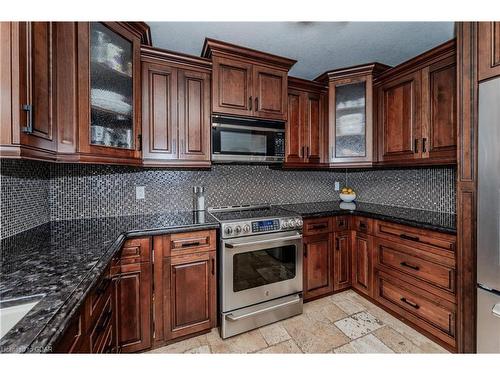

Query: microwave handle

[211,123,284,133]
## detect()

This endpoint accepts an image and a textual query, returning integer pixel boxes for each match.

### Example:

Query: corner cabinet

[140,47,212,167]
[376,40,457,166]
[318,63,389,167]
[203,38,295,121]
[285,77,327,166]
[74,22,142,164]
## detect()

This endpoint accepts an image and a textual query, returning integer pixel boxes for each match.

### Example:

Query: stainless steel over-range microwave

[211,115,285,163]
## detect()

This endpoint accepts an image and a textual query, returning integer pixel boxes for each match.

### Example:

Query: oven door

[221,231,303,312]
[212,123,285,163]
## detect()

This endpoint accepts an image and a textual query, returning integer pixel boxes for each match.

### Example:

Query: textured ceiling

[148,22,455,80]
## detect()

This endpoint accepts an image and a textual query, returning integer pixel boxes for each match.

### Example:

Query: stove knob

[281,220,289,229]
[296,218,303,228]
[289,219,297,228]
[224,226,233,236]
[234,225,242,234]
[243,224,251,233]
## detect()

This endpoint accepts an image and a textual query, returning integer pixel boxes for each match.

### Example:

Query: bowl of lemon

[339,187,356,203]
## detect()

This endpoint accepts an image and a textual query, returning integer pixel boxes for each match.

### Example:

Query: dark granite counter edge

[23,222,220,353]
[291,209,456,235]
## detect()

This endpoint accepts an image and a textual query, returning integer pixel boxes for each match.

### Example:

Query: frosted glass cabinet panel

[90,22,134,149]
[334,81,366,158]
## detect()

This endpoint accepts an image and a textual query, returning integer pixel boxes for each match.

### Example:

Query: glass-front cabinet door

[329,76,373,165]
[77,22,141,162]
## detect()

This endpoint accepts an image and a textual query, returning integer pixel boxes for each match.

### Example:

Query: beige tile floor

[147,290,449,354]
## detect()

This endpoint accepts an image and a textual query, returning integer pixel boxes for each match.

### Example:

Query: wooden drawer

[375,238,455,293]
[303,217,332,236]
[333,216,349,231]
[353,216,373,234]
[89,295,113,353]
[375,271,456,347]
[374,220,456,254]
[113,237,151,265]
[166,230,216,257]
[86,267,112,328]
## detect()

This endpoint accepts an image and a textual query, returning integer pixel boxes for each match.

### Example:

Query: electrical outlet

[136,186,145,200]
[334,181,340,191]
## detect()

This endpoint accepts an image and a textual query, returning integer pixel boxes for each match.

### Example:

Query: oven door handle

[225,296,302,321]
[224,233,302,248]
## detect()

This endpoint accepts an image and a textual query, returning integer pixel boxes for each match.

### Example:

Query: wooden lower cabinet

[352,232,373,297]
[112,261,153,353]
[303,233,333,301]
[163,251,217,341]
[333,231,351,291]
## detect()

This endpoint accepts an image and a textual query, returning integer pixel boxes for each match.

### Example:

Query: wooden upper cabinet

[421,56,457,161]
[316,63,389,167]
[478,22,500,82]
[0,22,59,159]
[376,39,457,166]
[141,62,178,162]
[203,38,296,121]
[285,77,327,165]
[141,46,212,167]
[253,65,287,120]
[75,22,142,164]
[212,56,253,117]
[377,70,422,163]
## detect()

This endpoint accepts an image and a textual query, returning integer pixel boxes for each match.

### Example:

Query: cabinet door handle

[400,233,420,242]
[137,134,142,151]
[306,146,310,157]
[300,146,305,158]
[400,297,419,309]
[414,138,419,153]
[249,96,252,110]
[400,261,420,271]
[211,258,215,275]
[336,237,340,251]
[422,138,427,153]
[22,104,33,134]
[359,222,367,230]
[255,97,258,110]
[304,246,308,258]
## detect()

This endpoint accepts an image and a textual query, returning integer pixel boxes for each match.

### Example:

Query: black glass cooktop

[209,205,295,222]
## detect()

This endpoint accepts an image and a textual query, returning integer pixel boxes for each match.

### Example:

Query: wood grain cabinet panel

[478,22,500,81]
[253,65,287,120]
[285,90,304,163]
[377,71,421,162]
[352,233,373,297]
[212,56,253,117]
[141,62,178,161]
[333,231,351,291]
[422,56,457,162]
[163,251,216,341]
[178,69,211,161]
[303,233,334,300]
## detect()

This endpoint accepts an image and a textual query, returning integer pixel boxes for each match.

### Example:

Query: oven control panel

[221,217,303,239]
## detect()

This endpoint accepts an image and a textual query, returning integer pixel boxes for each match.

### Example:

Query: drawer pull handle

[400,261,420,271]
[95,277,111,295]
[400,233,420,242]
[181,241,201,247]
[400,297,419,309]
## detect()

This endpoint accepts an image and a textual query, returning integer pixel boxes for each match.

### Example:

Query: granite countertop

[278,201,456,234]
[0,211,219,353]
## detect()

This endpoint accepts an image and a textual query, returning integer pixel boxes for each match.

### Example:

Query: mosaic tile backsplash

[0,160,456,239]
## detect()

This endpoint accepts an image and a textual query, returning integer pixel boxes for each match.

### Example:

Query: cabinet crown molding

[201,37,296,70]
[288,76,327,92]
[119,22,152,45]
[314,62,391,82]
[374,39,456,83]
[141,45,212,70]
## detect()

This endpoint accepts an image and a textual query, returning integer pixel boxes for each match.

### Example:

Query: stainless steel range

[208,204,304,338]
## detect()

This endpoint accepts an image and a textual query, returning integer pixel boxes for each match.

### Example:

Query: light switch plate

[136,186,145,200]
[334,181,340,191]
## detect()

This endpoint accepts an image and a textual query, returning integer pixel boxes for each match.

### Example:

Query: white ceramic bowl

[339,192,356,203]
